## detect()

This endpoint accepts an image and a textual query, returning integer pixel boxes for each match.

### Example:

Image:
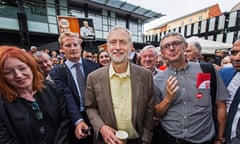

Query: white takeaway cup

[115,130,128,144]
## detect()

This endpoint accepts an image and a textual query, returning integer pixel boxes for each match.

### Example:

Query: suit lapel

[63,63,79,99]
[130,64,141,124]
[82,59,89,76]
[99,67,117,127]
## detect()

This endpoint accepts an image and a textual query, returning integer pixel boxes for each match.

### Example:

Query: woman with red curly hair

[0,46,71,144]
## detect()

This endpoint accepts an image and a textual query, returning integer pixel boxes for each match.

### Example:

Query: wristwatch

[217,137,225,143]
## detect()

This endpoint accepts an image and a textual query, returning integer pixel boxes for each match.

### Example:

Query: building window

[0,0,18,18]
[116,17,126,27]
[69,9,84,17]
[130,20,138,35]
[109,17,116,28]
[226,32,234,43]
[102,9,108,17]
[228,11,237,28]
[208,35,213,40]
[25,0,47,22]
[181,26,185,36]
[238,30,240,39]
[186,24,191,36]
[193,23,199,34]
[208,17,215,31]
[89,14,102,30]
[216,33,223,42]
[218,15,225,30]
[130,20,138,42]
[198,16,202,21]
[200,20,207,33]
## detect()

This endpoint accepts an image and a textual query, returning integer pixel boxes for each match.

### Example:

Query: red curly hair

[0,46,44,102]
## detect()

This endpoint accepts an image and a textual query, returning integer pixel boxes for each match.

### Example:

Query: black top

[0,80,71,144]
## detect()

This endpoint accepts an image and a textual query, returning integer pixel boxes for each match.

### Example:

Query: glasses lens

[162,41,183,49]
[162,43,170,49]
[172,41,182,47]
[230,50,239,56]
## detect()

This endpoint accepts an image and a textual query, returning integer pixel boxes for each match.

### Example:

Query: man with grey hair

[33,51,53,80]
[85,26,154,144]
[140,45,160,76]
[184,41,205,63]
[140,45,161,144]
[154,32,227,144]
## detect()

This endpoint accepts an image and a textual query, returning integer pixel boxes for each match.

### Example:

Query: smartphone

[82,127,92,134]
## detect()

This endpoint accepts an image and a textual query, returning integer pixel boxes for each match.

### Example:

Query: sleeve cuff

[74,118,84,126]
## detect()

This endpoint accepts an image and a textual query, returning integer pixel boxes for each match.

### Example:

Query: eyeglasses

[230,50,240,56]
[30,101,44,120]
[161,41,183,50]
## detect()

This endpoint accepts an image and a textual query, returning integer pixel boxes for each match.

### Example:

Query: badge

[196,73,211,89]
[196,93,203,99]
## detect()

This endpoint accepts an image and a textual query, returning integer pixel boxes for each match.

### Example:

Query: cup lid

[115,130,128,139]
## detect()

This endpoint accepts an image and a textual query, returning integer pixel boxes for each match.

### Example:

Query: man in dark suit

[50,32,98,144]
[85,26,154,144]
[219,39,240,144]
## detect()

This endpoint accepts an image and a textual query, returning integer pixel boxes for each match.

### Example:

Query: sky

[125,0,239,32]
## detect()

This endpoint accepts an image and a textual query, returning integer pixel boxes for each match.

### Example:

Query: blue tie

[75,63,86,111]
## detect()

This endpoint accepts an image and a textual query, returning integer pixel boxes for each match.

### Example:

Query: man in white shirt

[80,20,95,39]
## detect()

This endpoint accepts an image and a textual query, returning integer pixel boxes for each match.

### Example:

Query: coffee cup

[115,130,128,144]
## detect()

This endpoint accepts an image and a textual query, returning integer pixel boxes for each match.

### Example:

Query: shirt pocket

[193,89,211,107]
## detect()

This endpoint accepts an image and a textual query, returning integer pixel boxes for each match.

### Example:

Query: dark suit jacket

[231,118,240,144]
[230,119,240,144]
[219,67,240,143]
[49,58,99,124]
[85,63,154,144]
[0,81,71,144]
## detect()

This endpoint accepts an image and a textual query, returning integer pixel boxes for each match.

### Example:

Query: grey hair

[107,26,132,43]
[188,41,202,52]
[33,51,51,60]
[160,32,187,49]
[140,45,158,56]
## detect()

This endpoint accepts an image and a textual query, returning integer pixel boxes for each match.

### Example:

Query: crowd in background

[0,27,240,144]
[27,40,233,77]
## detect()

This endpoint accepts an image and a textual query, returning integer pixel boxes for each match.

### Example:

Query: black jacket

[49,59,99,124]
[0,81,71,144]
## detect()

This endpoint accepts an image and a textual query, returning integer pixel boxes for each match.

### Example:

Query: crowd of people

[0,26,240,144]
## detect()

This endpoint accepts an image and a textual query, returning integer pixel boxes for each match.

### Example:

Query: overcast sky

[125,0,239,31]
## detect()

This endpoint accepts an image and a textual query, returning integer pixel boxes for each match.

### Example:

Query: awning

[186,36,232,55]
